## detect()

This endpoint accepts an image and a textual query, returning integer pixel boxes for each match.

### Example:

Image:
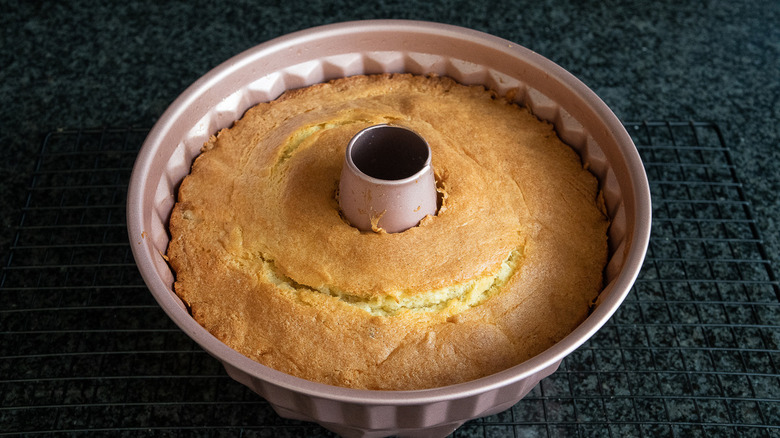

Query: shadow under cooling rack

[1,122,778,437]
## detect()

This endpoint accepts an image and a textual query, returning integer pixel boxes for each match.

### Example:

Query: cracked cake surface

[167,74,609,390]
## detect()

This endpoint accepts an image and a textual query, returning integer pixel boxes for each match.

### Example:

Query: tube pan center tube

[339,124,438,233]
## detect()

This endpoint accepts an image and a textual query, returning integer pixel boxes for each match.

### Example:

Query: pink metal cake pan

[127,20,651,438]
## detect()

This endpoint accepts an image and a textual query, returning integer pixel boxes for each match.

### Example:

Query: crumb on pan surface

[167,74,609,390]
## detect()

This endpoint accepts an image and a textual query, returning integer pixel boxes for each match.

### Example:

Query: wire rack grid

[1,122,778,437]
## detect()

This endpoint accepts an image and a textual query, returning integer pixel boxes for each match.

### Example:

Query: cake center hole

[350,125,430,180]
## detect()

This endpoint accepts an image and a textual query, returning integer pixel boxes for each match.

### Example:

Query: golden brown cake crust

[167,74,609,390]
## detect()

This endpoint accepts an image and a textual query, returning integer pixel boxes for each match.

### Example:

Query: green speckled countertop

[1,1,778,436]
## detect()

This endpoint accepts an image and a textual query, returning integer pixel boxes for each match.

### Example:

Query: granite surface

[1,0,778,435]
[2,0,778,269]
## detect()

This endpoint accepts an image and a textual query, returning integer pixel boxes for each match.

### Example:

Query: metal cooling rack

[1,122,778,437]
